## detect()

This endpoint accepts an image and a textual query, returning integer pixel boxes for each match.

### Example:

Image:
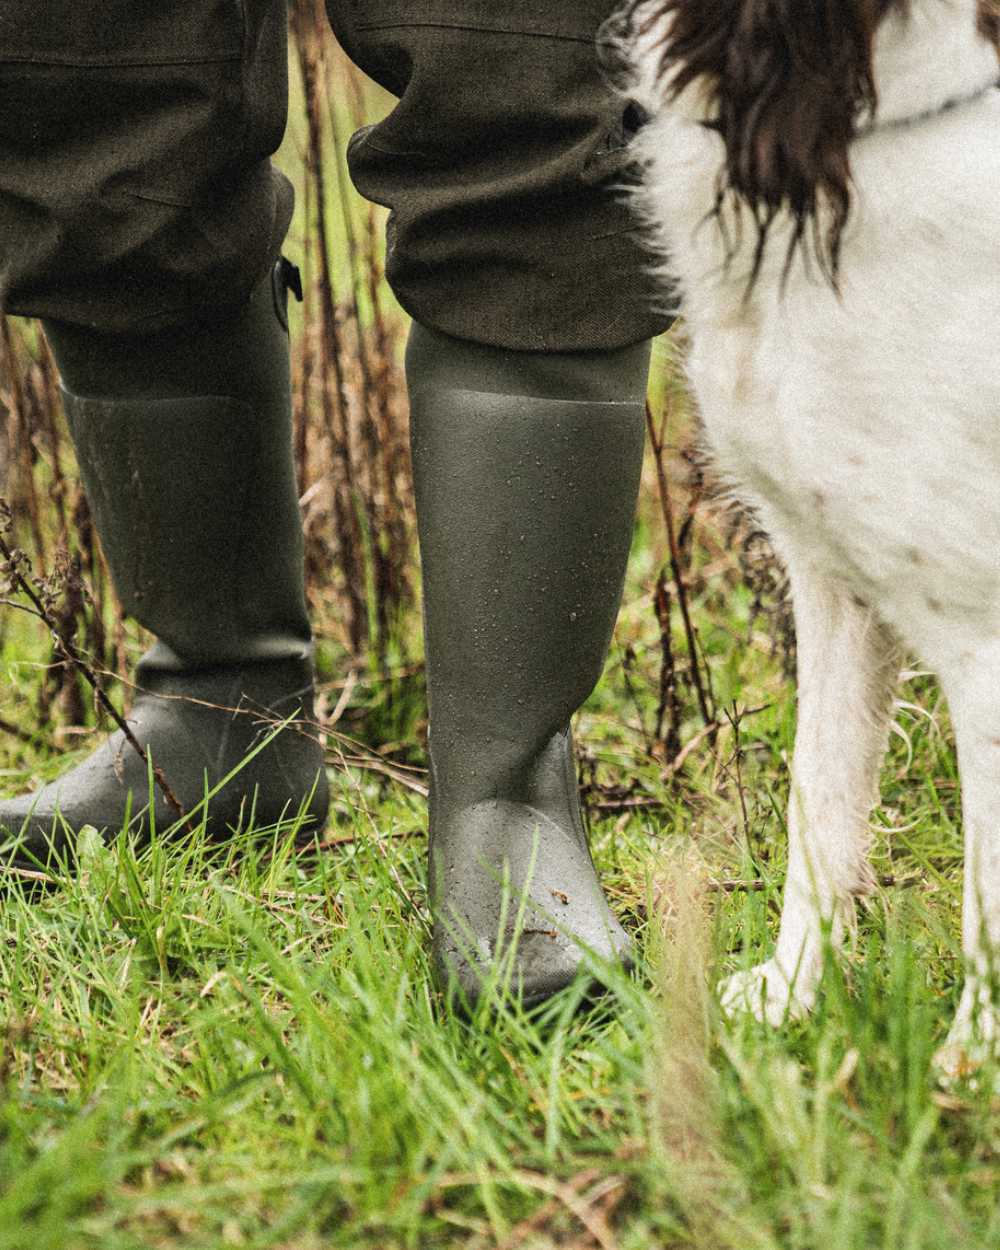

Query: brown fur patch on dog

[633,0,910,287]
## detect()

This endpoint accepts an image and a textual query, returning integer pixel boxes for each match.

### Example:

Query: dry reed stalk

[291,0,368,655]
[343,66,414,667]
[324,66,390,660]
[653,569,683,761]
[652,849,717,1162]
[646,395,714,728]
[289,0,414,679]
[651,847,746,1248]
[0,319,126,731]
[0,318,46,574]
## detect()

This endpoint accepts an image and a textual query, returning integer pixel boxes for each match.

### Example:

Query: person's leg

[0,2,328,857]
[0,0,292,332]
[328,0,668,353]
[327,1,675,1003]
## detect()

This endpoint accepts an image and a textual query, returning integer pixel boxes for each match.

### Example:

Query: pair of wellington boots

[0,263,649,1008]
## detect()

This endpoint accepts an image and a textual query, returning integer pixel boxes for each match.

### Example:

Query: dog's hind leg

[935,640,1000,1082]
[720,553,900,1024]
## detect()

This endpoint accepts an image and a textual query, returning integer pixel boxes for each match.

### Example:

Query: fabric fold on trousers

[1,0,675,350]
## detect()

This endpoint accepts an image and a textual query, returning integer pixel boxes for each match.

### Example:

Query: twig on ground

[433,1169,622,1250]
[706,873,920,894]
[0,862,51,883]
[493,1168,607,1250]
[661,718,723,781]
[312,826,421,851]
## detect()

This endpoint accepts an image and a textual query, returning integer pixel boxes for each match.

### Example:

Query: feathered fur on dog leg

[936,641,1000,1080]
[720,554,900,1024]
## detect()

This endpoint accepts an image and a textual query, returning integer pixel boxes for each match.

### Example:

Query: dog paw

[718,960,816,1026]
[934,1007,1000,1092]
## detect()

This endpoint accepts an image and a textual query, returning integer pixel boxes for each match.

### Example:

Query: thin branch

[645,398,715,735]
[0,519,188,825]
[75,662,429,797]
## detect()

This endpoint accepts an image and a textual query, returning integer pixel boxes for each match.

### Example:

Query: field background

[0,10,997,1249]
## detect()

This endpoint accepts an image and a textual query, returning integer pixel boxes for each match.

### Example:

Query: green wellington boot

[0,263,329,863]
[406,323,650,1007]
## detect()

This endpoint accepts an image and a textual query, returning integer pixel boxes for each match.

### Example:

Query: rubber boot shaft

[407,322,650,1006]
[43,264,310,669]
[0,267,328,860]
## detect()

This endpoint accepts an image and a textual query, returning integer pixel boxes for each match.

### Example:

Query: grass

[1,531,998,1249]
[1,20,998,1249]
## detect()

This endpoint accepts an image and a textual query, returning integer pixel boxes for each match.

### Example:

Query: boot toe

[0,787,128,867]
[433,916,632,1011]
[430,799,633,1009]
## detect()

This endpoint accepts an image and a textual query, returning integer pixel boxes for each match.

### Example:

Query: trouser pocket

[0,0,293,331]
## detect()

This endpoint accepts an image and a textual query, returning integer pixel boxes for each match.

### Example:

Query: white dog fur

[622,0,1000,1071]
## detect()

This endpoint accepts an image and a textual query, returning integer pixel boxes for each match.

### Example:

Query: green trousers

[0,0,671,350]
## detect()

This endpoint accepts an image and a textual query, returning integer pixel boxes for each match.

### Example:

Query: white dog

[613,0,1000,1070]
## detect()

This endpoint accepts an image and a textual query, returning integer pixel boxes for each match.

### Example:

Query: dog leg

[935,641,1000,1082]
[720,555,900,1024]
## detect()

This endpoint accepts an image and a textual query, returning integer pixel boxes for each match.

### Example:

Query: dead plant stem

[0,526,188,825]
